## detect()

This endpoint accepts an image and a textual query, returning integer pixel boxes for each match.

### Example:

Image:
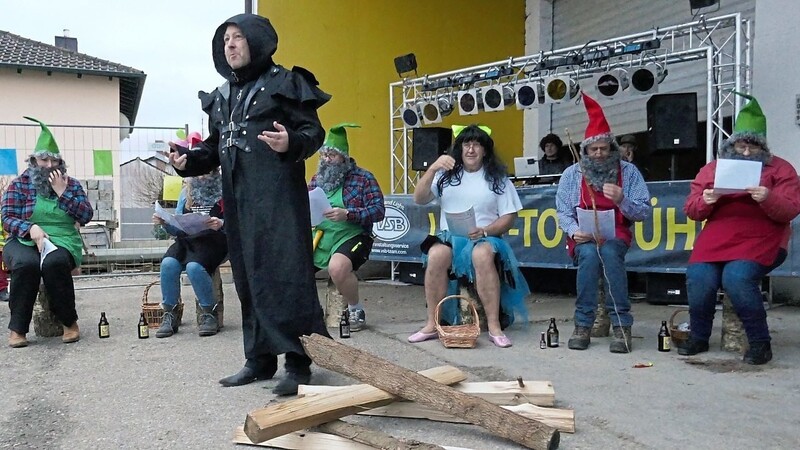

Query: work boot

[609,326,633,353]
[567,326,591,350]
[272,372,311,396]
[62,322,80,343]
[219,358,278,387]
[677,338,709,356]
[743,341,772,365]
[156,305,180,338]
[197,306,219,337]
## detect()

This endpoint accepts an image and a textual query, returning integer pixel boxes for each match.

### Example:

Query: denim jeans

[573,239,632,328]
[685,250,785,344]
[160,257,216,308]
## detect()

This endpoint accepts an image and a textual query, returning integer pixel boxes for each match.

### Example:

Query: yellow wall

[259,0,526,190]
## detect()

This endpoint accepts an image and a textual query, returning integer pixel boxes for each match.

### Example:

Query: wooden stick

[233,426,474,450]
[297,334,560,450]
[243,365,467,444]
[298,380,556,406]
[316,419,446,450]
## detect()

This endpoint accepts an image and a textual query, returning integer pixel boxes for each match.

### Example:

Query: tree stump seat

[192,267,225,328]
[32,267,82,338]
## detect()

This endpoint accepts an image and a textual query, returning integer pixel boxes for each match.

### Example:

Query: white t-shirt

[431,168,522,231]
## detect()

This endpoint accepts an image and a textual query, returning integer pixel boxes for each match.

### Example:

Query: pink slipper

[488,333,512,348]
[408,330,439,343]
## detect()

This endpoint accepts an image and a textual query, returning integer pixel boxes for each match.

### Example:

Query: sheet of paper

[577,208,616,241]
[308,187,332,226]
[713,159,762,194]
[154,202,211,235]
[444,207,477,237]
[40,238,58,269]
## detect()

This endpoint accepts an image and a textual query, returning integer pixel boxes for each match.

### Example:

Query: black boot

[743,341,772,365]
[219,357,278,387]
[272,372,311,396]
[677,338,709,356]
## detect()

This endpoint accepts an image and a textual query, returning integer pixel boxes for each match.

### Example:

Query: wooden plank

[233,427,475,450]
[243,365,467,444]
[294,334,560,450]
[298,380,555,407]
[317,419,445,450]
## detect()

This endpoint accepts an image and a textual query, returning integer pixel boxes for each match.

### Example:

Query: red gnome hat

[580,92,617,151]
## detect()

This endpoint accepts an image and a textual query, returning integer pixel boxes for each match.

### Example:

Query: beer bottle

[339,309,351,339]
[658,320,671,352]
[98,312,110,338]
[138,312,149,339]
[539,331,547,349]
[546,318,559,348]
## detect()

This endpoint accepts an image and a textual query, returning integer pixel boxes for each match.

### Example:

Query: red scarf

[566,168,631,258]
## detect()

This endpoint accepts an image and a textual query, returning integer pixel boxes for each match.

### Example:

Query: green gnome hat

[733,92,767,137]
[321,123,360,156]
[24,116,60,158]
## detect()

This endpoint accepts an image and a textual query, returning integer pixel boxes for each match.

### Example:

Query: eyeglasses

[462,141,482,150]
[733,143,762,154]
[320,151,341,159]
[585,145,611,155]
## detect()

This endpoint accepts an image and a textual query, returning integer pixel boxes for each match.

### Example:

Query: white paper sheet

[308,187,332,226]
[40,238,58,269]
[444,207,477,237]
[154,202,211,235]
[713,159,762,194]
[577,208,616,241]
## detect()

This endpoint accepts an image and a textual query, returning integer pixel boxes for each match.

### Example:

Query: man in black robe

[169,14,331,395]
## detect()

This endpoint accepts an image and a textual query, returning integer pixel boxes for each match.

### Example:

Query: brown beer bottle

[539,331,547,349]
[546,318,559,348]
[339,309,351,339]
[138,313,149,339]
[658,320,671,352]
[98,312,110,338]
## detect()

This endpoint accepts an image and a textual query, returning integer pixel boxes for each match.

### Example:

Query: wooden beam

[233,427,475,450]
[296,334,560,450]
[299,380,556,406]
[316,419,445,450]
[243,365,467,444]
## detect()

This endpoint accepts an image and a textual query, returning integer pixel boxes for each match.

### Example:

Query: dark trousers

[3,238,77,334]
[244,352,311,375]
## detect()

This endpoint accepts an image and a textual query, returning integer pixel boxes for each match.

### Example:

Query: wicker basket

[141,280,184,329]
[434,295,480,349]
[668,308,690,348]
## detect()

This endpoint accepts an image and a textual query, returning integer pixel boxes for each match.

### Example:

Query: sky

[1,0,246,135]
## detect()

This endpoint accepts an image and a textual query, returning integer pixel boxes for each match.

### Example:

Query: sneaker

[0,290,8,302]
[677,338,709,356]
[349,308,366,332]
[743,341,772,365]
[567,326,591,350]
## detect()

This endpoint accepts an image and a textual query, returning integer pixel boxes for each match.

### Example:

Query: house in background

[0,29,146,239]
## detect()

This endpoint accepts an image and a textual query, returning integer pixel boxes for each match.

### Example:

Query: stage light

[401,103,423,128]
[543,76,579,104]
[420,96,454,124]
[457,89,482,116]
[482,85,515,112]
[629,64,667,95]
[515,81,542,109]
[593,68,629,99]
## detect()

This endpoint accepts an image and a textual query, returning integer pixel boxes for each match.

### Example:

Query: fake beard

[316,158,352,194]
[29,162,67,197]
[580,151,621,191]
[188,173,223,210]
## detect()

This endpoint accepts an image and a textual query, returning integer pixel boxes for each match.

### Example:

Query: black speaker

[412,127,451,171]
[647,93,698,154]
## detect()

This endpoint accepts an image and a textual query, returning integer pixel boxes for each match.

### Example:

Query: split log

[233,426,474,450]
[298,334,560,450]
[298,379,556,406]
[316,419,445,450]
[721,293,748,353]
[244,365,466,444]
[325,278,346,327]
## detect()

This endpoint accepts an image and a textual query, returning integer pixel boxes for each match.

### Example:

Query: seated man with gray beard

[2,117,93,348]
[308,123,385,331]
[555,94,651,353]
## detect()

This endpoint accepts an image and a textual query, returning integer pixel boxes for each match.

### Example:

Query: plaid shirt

[309,165,385,234]
[1,169,94,239]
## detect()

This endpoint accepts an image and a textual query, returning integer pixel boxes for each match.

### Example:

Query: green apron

[312,187,363,270]
[18,195,84,267]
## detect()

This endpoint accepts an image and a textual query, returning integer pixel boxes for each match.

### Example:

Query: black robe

[176,14,331,361]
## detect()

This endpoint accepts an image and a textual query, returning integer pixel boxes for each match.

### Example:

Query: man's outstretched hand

[258,121,289,153]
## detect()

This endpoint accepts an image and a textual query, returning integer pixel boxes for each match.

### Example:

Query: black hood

[212,14,277,84]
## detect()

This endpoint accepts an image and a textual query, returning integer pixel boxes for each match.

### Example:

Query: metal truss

[388,12,751,193]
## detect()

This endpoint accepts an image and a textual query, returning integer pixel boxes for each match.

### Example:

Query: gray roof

[0,30,147,126]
